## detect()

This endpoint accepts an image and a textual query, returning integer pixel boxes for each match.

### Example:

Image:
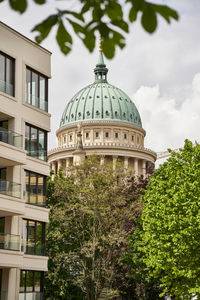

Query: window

[0,52,15,96]
[86,132,89,139]
[95,132,99,138]
[25,124,47,161]
[63,136,66,143]
[115,132,118,139]
[25,171,46,206]
[21,219,45,255]
[132,135,134,142]
[26,67,48,112]
[69,135,72,142]
[105,132,109,138]
[124,133,127,139]
[20,270,44,295]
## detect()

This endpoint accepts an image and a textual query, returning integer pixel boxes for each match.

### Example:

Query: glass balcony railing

[21,242,45,256]
[26,149,47,162]
[19,292,43,300]
[0,180,21,198]
[26,93,48,112]
[0,233,20,251]
[24,192,46,207]
[0,79,14,96]
[0,127,23,149]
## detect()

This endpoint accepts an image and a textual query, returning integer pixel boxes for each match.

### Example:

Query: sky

[0,0,199,155]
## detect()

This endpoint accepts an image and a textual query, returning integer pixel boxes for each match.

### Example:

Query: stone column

[51,160,57,178]
[57,159,62,172]
[65,158,70,175]
[133,158,139,176]
[124,157,129,169]
[113,155,117,170]
[142,160,146,178]
[100,155,105,166]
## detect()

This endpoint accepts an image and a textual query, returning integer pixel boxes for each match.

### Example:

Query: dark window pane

[25,125,30,152]
[31,127,38,157]
[32,72,39,107]
[0,55,5,91]
[20,270,26,292]
[0,218,5,233]
[6,58,14,95]
[30,173,37,204]
[26,69,31,105]
[34,272,41,292]
[27,221,35,255]
[26,271,34,292]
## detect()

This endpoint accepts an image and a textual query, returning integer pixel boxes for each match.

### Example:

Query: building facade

[49,51,156,174]
[0,22,51,299]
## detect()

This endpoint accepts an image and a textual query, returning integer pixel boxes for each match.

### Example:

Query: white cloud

[134,73,200,152]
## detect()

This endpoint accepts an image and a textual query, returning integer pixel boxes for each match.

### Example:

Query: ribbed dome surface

[60,82,142,128]
[60,52,142,128]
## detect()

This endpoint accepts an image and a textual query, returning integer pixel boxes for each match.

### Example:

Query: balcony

[26,149,47,162]
[0,79,14,97]
[0,127,23,149]
[0,180,21,198]
[19,292,43,300]
[21,243,45,256]
[25,192,46,207]
[0,233,20,251]
[26,93,48,112]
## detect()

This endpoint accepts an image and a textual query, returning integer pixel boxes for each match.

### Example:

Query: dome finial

[94,38,108,83]
[99,37,103,53]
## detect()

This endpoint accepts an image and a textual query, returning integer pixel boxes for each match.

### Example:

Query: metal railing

[0,127,23,149]
[19,292,43,300]
[0,180,21,198]
[26,93,48,112]
[0,79,14,96]
[0,233,20,251]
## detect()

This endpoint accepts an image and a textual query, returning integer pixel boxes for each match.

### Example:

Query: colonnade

[50,155,148,178]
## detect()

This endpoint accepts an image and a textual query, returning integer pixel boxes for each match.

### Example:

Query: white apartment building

[0,22,51,299]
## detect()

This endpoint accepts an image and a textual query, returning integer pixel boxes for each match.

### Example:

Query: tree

[139,140,200,298]
[45,156,151,299]
[1,0,178,58]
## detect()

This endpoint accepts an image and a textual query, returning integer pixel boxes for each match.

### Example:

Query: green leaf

[111,20,129,33]
[151,4,179,23]
[103,38,115,59]
[105,2,123,21]
[56,20,72,55]
[32,15,58,43]
[83,30,95,52]
[59,10,84,22]
[33,0,46,4]
[141,4,157,33]
[81,1,91,14]
[9,0,27,13]
[68,19,85,35]
[0,0,5,3]
[129,6,137,22]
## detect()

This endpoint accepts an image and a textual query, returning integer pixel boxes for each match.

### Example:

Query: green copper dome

[60,53,142,128]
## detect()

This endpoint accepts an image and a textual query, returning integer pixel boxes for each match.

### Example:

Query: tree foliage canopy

[140,140,200,298]
[1,0,178,58]
[45,156,153,299]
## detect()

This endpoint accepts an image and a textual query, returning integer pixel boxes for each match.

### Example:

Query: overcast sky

[0,0,199,154]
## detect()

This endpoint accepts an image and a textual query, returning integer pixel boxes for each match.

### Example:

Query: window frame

[22,219,46,256]
[25,170,46,206]
[26,66,48,112]
[20,270,44,293]
[25,123,47,161]
[0,51,15,97]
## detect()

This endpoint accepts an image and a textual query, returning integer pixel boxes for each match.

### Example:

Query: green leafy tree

[1,0,178,58]
[139,140,200,298]
[45,156,152,299]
